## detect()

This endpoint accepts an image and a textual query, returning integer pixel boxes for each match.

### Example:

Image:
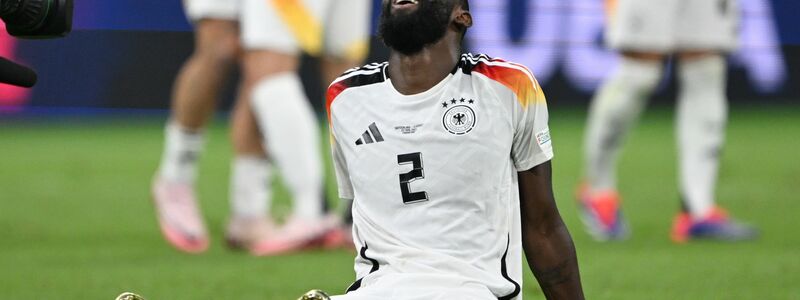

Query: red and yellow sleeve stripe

[473,60,545,109]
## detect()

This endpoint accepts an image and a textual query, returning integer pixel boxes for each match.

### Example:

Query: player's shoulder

[457,53,543,106]
[457,53,538,88]
[327,62,389,105]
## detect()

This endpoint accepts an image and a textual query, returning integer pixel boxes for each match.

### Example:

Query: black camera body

[0,0,73,87]
[0,0,73,38]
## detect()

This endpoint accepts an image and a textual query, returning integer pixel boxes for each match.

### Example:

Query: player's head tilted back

[378,0,472,55]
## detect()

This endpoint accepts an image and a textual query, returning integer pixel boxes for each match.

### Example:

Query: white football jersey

[327,53,553,300]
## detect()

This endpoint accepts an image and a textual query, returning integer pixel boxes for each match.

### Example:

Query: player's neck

[388,35,461,95]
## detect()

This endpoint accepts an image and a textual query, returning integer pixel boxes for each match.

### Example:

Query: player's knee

[242,51,299,84]
[193,22,241,66]
[193,40,239,67]
[678,55,727,116]
[620,51,664,62]
[616,56,663,94]
[250,72,305,105]
[678,54,726,83]
[678,50,720,62]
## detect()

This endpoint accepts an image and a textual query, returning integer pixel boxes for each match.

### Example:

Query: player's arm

[493,61,583,298]
[519,161,584,299]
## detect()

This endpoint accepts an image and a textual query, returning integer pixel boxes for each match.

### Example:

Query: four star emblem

[442,98,476,108]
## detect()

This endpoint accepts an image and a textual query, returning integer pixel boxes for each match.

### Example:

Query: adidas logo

[355,122,384,146]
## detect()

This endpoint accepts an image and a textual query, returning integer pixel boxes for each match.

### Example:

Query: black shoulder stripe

[336,63,388,90]
[455,53,496,75]
[342,70,386,89]
[342,63,382,76]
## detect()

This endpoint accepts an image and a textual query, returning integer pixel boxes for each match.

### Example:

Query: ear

[453,8,473,29]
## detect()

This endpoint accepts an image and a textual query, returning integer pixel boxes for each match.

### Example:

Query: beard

[378,0,454,55]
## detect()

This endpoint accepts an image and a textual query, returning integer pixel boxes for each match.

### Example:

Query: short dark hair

[460,0,469,11]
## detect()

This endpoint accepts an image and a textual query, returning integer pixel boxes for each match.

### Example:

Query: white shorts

[606,0,739,52]
[182,0,370,59]
[330,273,497,300]
[183,0,239,21]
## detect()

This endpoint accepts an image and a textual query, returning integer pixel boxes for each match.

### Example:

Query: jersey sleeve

[510,74,553,171]
[327,84,355,200]
[330,132,355,200]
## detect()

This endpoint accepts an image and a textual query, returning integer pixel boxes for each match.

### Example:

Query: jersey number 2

[397,152,429,204]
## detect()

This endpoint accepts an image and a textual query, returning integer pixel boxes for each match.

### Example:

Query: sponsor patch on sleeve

[535,128,551,147]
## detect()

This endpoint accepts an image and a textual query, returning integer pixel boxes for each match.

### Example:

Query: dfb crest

[441,98,476,135]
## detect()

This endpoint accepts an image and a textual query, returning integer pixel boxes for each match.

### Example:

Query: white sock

[230,155,272,218]
[677,55,728,219]
[250,73,324,220]
[157,121,205,183]
[584,57,663,193]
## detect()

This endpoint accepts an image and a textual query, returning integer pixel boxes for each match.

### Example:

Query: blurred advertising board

[1,0,797,111]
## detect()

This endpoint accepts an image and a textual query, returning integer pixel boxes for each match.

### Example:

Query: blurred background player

[152,0,370,254]
[578,0,759,242]
[242,0,370,256]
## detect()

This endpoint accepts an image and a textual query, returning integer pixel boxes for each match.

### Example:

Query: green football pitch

[1,106,798,299]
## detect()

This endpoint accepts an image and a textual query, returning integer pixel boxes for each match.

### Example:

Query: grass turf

[0,106,798,299]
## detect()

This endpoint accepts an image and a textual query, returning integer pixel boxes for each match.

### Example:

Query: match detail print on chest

[351,90,481,148]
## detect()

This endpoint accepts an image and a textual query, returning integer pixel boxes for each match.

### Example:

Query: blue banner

[1,0,797,110]
[70,0,800,45]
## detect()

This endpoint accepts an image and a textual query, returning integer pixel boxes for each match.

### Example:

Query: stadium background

[0,0,798,299]
[1,0,797,110]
